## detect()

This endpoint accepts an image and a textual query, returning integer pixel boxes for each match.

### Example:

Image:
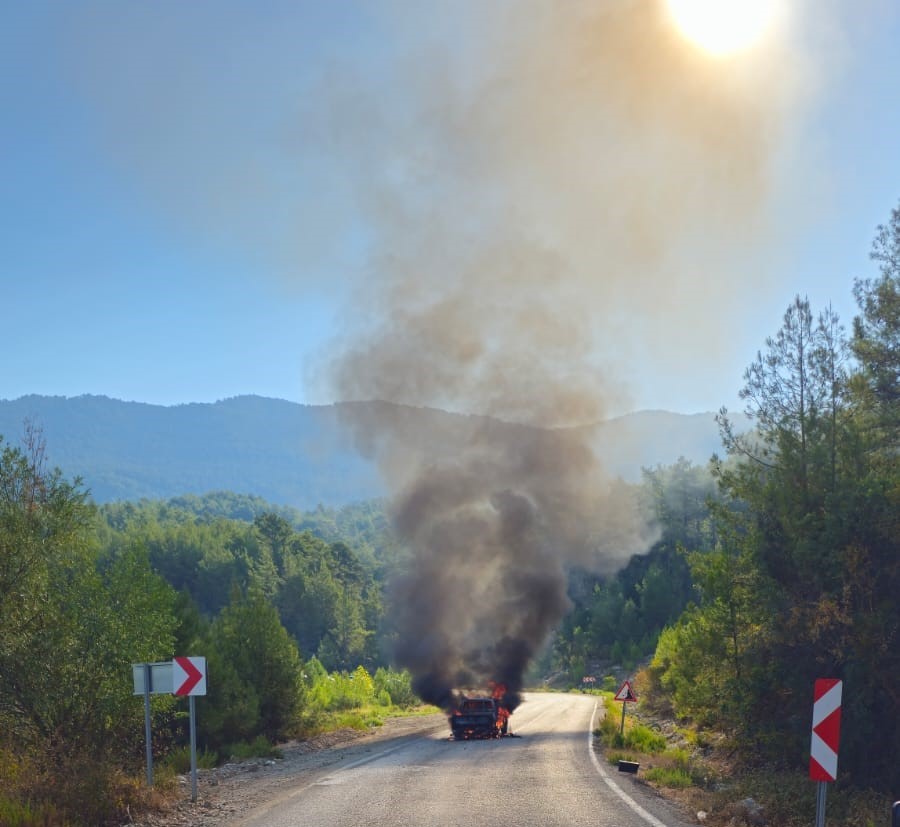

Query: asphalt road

[231,693,696,827]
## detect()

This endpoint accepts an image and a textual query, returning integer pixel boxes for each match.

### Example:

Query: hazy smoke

[325,0,796,707]
[339,404,659,708]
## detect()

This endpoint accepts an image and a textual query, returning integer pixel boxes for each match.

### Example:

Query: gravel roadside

[129,713,448,827]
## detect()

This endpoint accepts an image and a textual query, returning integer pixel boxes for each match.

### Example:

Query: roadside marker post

[173,657,207,803]
[132,661,174,787]
[809,678,842,827]
[133,657,207,801]
[143,664,152,787]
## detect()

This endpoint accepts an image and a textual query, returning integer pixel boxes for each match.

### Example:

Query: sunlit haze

[666,0,780,56]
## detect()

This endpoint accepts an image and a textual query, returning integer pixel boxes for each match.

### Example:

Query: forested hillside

[0,396,383,507]
[0,395,735,506]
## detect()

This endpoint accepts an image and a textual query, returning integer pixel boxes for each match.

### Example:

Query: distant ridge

[0,395,732,507]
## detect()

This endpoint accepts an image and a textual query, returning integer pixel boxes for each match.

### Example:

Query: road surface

[230,692,695,827]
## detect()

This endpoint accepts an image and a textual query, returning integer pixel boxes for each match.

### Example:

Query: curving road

[231,693,695,827]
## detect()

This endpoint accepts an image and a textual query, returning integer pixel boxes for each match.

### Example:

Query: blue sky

[2,1,899,418]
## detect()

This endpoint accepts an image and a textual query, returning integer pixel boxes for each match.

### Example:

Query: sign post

[173,657,207,803]
[143,664,152,787]
[809,678,842,827]
[613,680,637,737]
[133,657,207,800]
[133,662,174,787]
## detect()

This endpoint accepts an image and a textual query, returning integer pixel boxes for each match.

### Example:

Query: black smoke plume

[327,0,792,710]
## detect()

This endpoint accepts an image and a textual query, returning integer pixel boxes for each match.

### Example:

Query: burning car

[449,684,512,739]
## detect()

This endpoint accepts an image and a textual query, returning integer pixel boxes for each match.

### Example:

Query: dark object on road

[617,760,640,774]
[450,695,510,739]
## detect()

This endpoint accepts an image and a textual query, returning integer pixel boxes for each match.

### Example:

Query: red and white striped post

[809,678,842,827]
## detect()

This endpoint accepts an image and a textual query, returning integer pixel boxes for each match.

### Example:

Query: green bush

[226,736,283,761]
[373,668,417,707]
[596,698,666,753]
[329,712,369,731]
[0,795,68,827]
[644,767,692,788]
[662,747,691,771]
[624,723,667,753]
[306,665,386,713]
[163,745,219,773]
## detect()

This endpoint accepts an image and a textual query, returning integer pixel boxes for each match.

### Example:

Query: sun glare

[666,0,778,57]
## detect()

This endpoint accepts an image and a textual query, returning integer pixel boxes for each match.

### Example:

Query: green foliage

[307,666,376,712]
[0,433,406,822]
[648,217,900,796]
[323,712,371,731]
[373,667,417,707]
[225,736,283,761]
[596,697,666,753]
[662,747,691,770]
[299,665,420,735]
[643,766,692,788]
[551,460,715,680]
[600,675,618,692]
[163,745,218,774]
[0,427,178,824]
[100,497,390,671]
[852,200,900,440]
[0,795,68,827]
[624,723,666,754]
[208,588,304,744]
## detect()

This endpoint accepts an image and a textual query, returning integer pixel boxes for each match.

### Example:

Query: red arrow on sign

[174,656,205,696]
[809,678,842,782]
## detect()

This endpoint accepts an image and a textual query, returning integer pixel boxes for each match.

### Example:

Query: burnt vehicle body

[450,695,510,739]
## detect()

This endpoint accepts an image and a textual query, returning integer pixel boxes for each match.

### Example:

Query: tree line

[647,202,900,792]
[0,455,411,824]
[550,201,900,794]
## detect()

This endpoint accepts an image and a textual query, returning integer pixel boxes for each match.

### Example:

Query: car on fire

[449,695,510,739]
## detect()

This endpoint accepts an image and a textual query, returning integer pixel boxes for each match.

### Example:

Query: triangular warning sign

[614,680,637,702]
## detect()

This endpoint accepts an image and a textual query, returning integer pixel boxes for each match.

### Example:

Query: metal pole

[143,664,153,787]
[619,700,626,738]
[190,694,198,803]
[814,781,827,827]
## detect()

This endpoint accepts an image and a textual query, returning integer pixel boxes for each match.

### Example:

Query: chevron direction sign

[809,678,842,782]
[173,656,207,696]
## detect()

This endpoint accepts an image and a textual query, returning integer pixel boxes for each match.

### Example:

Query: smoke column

[324,0,797,708]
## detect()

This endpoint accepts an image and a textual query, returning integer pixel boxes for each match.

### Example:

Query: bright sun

[666,0,778,57]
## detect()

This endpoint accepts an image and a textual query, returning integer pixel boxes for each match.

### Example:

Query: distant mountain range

[0,395,737,508]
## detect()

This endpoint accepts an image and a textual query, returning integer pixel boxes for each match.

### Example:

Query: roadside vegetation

[563,202,900,826]
[593,689,890,827]
[0,439,426,825]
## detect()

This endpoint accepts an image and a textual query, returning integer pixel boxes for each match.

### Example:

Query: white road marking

[588,701,670,827]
